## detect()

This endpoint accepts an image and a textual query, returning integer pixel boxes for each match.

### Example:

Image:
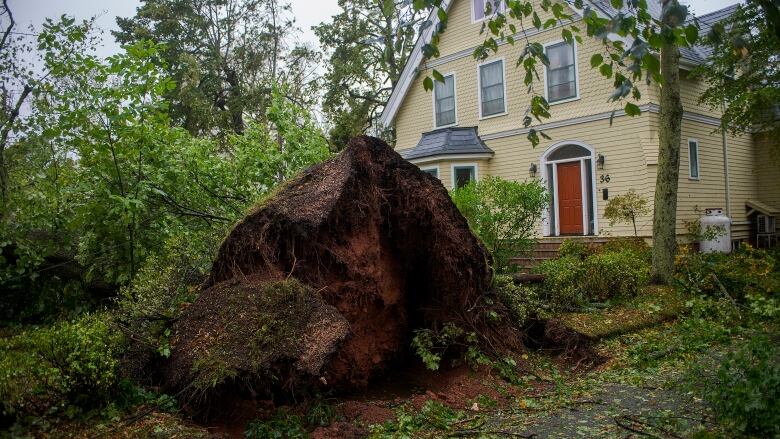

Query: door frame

[539,140,599,237]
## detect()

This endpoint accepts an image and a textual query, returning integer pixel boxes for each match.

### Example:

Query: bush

[0,313,124,417]
[599,237,651,262]
[558,239,590,259]
[583,249,650,301]
[451,176,548,273]
[115,232,219,371]
[492,274,540,325]
[534,255,586,310]
[675,244,778,307]
[603,189,650,236]
[701,336,780,437]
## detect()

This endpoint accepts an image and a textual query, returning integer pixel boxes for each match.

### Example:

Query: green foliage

[675,244,778,308]
[114,0,320,138]
[450,176,548,273]
[599,237,651,262]
[583,249,650,301]
[603,190,650,236]
[492,274,540,325]
[368,400,463,438]
[0,313,124,417]
[695,2,780,140]
[699,336,780,437]
[558,239,590,259]
[534,255,587,310]
[2,31,330,308]
[245,408,308,439]
[411,323,467,371]
[536,248,651,307]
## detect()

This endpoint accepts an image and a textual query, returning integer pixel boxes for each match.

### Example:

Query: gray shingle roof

[401,127,494,161]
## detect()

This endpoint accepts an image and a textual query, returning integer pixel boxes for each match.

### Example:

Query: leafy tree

[2,26,329,302]
[314,0,428,146]
[409,0,701,283]
[604,189,650,237]
[114,0,320,138]
[450,176,548,273]
[696,1,780,142]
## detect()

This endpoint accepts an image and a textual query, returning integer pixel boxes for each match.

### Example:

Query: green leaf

[382,0,395,17]
[599,63,613,78]
[431,69,445,83]
[685,24,699,44]
[423,76,434,92]
[590,53,603,68]
[625,102,641,117]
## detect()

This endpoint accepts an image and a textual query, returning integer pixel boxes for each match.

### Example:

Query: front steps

[511,237,610,273]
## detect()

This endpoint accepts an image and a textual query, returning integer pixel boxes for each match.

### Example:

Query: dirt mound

[165,136,493,408]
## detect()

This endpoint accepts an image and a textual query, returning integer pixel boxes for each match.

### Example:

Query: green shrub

[369,400,463,438]
[0,313,124,417]
[116,232,217,363]
[583,249,650,301]
[701,336,780,437]
[451,176,548,273]
[245,408,308,439]
[603,189,650,237]
[557,239,590,259]
[492,274,540,325]
[534,255,586,310]
[599,237,651,262]
[675,244,778,310]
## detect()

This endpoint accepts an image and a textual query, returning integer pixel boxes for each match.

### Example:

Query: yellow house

[380,0,780,243]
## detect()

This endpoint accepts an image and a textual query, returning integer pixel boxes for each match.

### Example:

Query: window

[472,0,506,22]
[434,74,456,127]
[452,164,477,189]
[421,166,439,178]
[545,41,578,103]
[688,139,700,179]
[479,60,505,117]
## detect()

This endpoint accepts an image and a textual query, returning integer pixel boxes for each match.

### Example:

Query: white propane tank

[699,208,732,253]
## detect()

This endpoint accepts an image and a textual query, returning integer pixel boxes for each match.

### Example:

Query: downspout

[721,95,732,218]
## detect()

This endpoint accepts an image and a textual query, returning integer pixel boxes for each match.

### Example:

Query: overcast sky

[11,0,741,57]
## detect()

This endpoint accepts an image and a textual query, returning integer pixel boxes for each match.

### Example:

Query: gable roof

[380,0,740,127]
[401,126,494,161]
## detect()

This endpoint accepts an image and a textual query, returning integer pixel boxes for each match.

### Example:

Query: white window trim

[451,163,479,189]
[477,58,508,120]
[471,0,507,23]
[688,138,700,180]
[543,39,581,106]
[539,140,599,237]
[420,164,440,179]
[432,72,458,129]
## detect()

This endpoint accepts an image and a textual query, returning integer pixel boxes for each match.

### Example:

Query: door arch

[539,140,599,236]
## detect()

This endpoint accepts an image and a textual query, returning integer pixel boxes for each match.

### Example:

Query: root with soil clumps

[163,136,514,412]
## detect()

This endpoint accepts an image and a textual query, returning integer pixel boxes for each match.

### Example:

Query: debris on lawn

[163,136,511,412]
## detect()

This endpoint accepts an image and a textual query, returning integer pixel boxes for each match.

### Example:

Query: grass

[556,285,686,339]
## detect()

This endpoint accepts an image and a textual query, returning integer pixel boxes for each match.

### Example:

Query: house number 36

[600,174,611,183]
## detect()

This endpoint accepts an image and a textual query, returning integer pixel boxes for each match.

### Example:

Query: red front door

[557,161,583,235]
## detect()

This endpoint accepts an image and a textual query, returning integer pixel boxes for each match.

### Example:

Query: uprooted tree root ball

[163,136,532,413]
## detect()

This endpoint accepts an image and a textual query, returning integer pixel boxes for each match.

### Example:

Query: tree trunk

[651,37,684,284]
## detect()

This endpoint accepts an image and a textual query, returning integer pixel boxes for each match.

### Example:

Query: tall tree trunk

[651,37,684,284]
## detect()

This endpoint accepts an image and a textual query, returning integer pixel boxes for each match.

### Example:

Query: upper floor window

[434,74,456,127]
[688,139,700,179]
[421,166,439,178]
[545,41,578,103]
[479,59,506,118]
[472,0,506,22]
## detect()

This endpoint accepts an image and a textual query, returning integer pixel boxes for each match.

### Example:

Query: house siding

[394,0,780,241]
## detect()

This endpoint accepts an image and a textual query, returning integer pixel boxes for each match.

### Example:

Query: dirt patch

[525,319,604,371]
[164,136,497,412]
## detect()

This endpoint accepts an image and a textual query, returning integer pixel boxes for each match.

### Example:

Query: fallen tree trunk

[164,136,497,410]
